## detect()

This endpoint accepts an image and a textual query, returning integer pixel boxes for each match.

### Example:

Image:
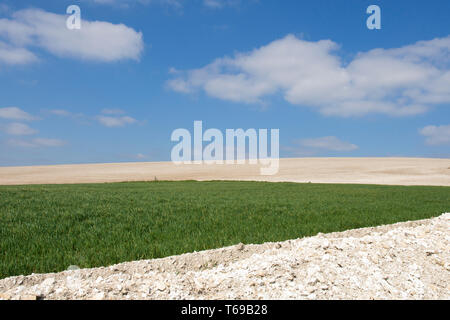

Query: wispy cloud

[85,0,244,10]
[0,107,37,121]
[83,0,183,9]
[420,125,450,146]
[48,109,73,117]
[203,0,241,9]
[168,34,450,117]
[1,122,38,135]
[97,115,137,127]
[0,8,144,64]
[47,108,140,128]
[0,108,67,148]
[48,109,87,120]
[96,108,138,127]
[101,108,125,115]
[0,4,10,14]
[0,40,37,65]
[8,137,66,148]
[298,136,358,152]
[284,136,358,156]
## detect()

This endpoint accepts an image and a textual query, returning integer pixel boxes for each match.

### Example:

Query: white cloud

[0,8,144,63]
[419,125,450,146]
[0,107,36,121]
[168,34,450,117]
[97,115,137,127]
[8,137,66,148]
[1,122,37,135]
[0,40,37,65]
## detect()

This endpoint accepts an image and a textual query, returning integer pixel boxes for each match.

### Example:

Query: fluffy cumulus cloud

[419,125,450,146]
[168,34,450,117]
[0,8,144,63]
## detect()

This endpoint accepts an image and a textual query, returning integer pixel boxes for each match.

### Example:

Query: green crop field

[0,181,449,279]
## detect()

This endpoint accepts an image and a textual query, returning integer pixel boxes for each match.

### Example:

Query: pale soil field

[0,157,449,186]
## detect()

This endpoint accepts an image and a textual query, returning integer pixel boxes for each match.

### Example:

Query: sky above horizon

[0,0,449,166]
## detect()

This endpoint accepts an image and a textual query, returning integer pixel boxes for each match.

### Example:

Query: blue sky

[0,0,449,166]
